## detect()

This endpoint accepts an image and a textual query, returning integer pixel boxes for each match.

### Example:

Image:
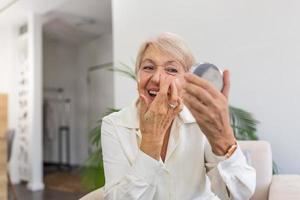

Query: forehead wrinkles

[141,59,181,70]
[141,45,183,67]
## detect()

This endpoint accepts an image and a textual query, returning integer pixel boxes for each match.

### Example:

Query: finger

[139,94,149,116]
[183,100,214,131]
[159,75,172,96]
[184,73,220,98]
[169,81,178,106]
[164,98,183,129]
[137,77,143,93]
[184,97,203,123]
[184,95,224,134]
[183,93,208,115]
[174,97,183,114]
[137,79,148,100]
[184,82,214,106]
[221,69,230,99]
[153,76,172,107]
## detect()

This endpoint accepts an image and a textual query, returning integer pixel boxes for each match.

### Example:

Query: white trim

[27,182,45,191]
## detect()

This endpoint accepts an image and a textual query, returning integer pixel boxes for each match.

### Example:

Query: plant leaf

[108,63,136,81]
[229,105,259,140]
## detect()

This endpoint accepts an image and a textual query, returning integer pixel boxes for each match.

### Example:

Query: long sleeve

[204,138,256,200]
[101,117,166,200]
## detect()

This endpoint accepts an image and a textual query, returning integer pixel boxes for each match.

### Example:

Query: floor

[9,183,86,200]
[8,165,90,200]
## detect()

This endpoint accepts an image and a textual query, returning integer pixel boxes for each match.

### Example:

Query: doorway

[41,0,112,194]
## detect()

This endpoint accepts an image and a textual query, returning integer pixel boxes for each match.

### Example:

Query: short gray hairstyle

[135,32,196,74]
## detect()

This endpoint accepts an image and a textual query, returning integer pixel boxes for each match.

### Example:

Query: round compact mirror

[190,63,223,91]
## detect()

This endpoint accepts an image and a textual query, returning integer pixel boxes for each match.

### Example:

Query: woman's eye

[166,67,178,74]
[142,65,154,70]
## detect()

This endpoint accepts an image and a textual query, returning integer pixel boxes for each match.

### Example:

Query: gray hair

[135,32,196,74]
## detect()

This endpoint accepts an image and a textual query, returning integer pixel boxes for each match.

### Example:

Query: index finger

[169,81,178,106]
[184,73,220,98]
[151,75,172,107]
[139,94,149,116]
[159,75,172,95]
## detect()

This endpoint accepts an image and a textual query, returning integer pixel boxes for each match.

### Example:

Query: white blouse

[101,102,256,200]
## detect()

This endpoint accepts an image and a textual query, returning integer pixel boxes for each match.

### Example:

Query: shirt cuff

[211,152,227,162]
[129,150,167,185]
[217,145,247,170]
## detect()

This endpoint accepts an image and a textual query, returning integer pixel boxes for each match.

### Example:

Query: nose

[150,68,164,84]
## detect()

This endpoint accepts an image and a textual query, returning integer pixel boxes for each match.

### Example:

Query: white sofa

[80,140,300,200]
[239,141,300,200]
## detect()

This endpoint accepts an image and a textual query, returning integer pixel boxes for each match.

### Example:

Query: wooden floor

[8,167,90,200]
[9,183,86,200]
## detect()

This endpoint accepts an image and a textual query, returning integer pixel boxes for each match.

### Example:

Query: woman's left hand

[183,69,236,156]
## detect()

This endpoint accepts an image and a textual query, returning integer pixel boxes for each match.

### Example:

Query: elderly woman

[101,33,256,200]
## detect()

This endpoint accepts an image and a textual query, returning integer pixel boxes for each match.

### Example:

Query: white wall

[77,33,113,164]
[112,0,300,173]
[0,24,20,184]
[0,25,18,129]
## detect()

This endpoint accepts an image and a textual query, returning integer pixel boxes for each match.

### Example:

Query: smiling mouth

[148,90,158,97]
[147,90,172,98]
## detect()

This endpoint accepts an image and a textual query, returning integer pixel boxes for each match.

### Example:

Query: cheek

[137,72,149,90]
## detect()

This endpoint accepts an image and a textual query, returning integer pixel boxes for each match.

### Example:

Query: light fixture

[0,0,19,14]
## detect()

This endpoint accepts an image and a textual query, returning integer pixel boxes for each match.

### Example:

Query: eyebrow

[141,58,155,64]
[141,58,179,66]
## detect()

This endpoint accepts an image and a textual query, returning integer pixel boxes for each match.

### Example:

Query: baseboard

[27,181,45,191]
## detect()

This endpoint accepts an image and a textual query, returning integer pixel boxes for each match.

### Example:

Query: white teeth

[148,90,158,96]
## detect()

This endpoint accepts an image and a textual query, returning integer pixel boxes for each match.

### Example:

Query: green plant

[81,109,119,191]
[229,106,278,174]
[229,106,259,140]
[108,62,137,81]
[81,64,272,190]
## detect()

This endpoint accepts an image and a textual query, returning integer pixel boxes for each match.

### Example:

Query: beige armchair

[80,140,300,200]
[239,141,300,200]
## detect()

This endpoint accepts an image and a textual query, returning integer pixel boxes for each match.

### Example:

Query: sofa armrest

[239,140,272,200]
[80,187,104,200]
[268,175,300,200]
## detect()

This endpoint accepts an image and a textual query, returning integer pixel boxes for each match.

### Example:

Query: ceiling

[0,0,112,44]
[44,0,112,44]
[0,0,71,26]
[0,0,19,13]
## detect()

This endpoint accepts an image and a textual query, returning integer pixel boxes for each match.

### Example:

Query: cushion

[269,175,300,200]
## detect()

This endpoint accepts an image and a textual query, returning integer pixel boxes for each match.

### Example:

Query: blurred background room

[0,0,300,199]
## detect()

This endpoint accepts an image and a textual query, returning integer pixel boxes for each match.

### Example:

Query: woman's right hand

[138,76,182,160]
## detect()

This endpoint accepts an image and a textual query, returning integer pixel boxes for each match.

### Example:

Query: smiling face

[137,44,186,103]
